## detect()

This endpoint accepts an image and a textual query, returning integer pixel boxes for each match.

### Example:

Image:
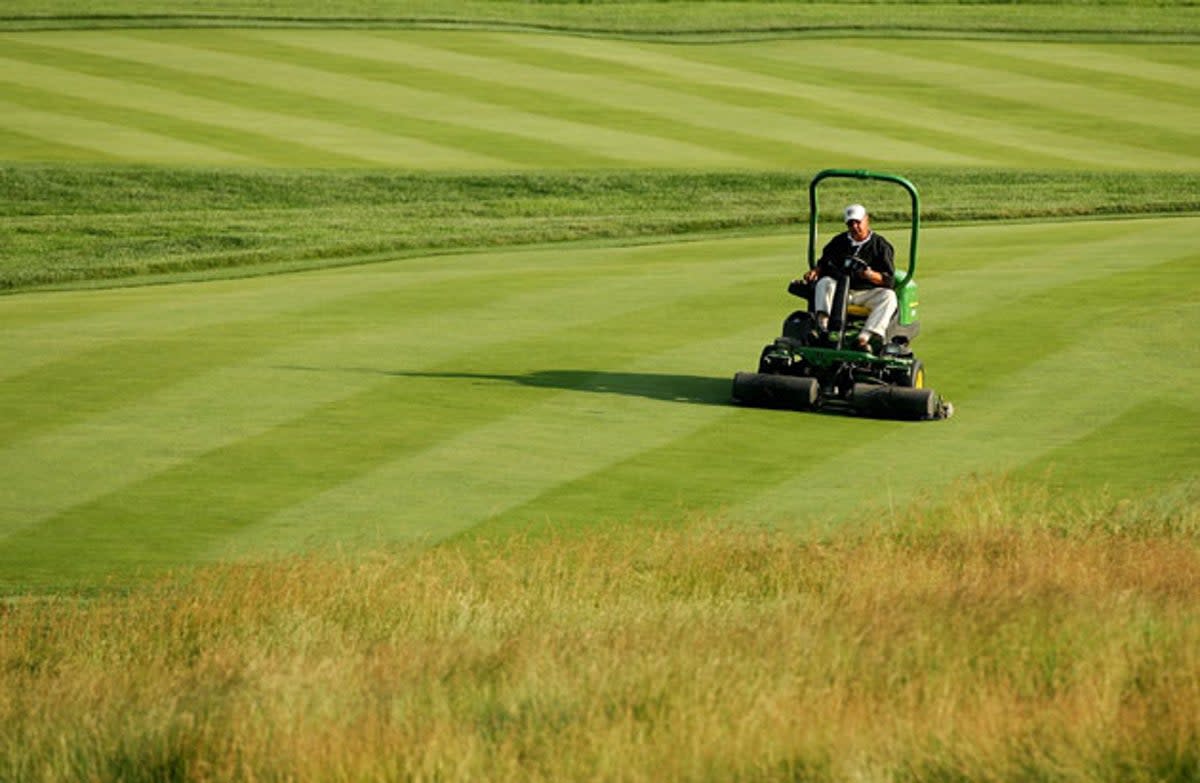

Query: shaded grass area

[3,478,1198,782]
[3,165,1198,291]
[2,1,1198,43]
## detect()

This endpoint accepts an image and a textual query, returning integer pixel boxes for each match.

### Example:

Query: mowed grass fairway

[3,9,1200,780]
[2,217,1198,587]
[1,30,1199,171]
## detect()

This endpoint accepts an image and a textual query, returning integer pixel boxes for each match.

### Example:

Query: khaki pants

[813,278,898,339]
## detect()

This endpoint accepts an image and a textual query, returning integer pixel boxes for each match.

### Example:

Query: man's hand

[802,268,819,283]
[857,268,879,285]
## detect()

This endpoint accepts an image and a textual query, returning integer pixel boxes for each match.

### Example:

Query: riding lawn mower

[731,169,953,421]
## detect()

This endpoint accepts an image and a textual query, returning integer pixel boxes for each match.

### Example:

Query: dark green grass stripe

[0,76,374,168]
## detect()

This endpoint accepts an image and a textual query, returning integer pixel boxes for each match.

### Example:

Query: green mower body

[731,169,953,421]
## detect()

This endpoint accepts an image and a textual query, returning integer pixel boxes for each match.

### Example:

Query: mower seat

[788,279,876,317]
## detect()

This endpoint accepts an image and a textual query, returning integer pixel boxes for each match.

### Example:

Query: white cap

[844,204,867,223]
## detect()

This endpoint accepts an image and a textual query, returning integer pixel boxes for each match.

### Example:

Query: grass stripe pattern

[1,218,1197,589]
[1,30,1197,170]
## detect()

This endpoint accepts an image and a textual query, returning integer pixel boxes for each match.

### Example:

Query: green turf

[1,19,1198,591]
[1,31,1197,171]
[1,217,1197,590]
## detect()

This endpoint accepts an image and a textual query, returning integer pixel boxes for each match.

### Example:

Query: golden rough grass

[2,479,1198,782]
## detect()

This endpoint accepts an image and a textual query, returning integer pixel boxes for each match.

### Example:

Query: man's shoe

[855,336,874,354]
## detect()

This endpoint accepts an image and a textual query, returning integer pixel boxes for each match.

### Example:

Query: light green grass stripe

[77,29,755,168]
[0,95,251,166]
[1017,399,1200,498]
[660,38,1200,171]
[0,43,509,169]
[243,29,975,167]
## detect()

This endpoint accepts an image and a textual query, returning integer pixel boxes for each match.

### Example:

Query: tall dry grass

[2,478,1198,782]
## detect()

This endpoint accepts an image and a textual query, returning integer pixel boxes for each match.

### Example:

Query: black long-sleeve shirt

[817,232,895,291]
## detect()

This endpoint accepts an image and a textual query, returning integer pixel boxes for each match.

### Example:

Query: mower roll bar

[806,168,920,289]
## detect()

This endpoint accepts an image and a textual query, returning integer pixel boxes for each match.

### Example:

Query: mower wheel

[732,372,820,411]
[906,360,925,388]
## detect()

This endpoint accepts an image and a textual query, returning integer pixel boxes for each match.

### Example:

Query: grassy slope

[1,216,1197,590]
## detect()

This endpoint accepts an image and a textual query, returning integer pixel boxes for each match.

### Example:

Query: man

[801,203,897,352]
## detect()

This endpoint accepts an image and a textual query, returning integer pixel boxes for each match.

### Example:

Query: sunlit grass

[4,477,1197,782]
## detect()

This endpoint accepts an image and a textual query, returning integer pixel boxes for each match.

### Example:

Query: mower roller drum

[732,372,819,411]
[849,384,938,421]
